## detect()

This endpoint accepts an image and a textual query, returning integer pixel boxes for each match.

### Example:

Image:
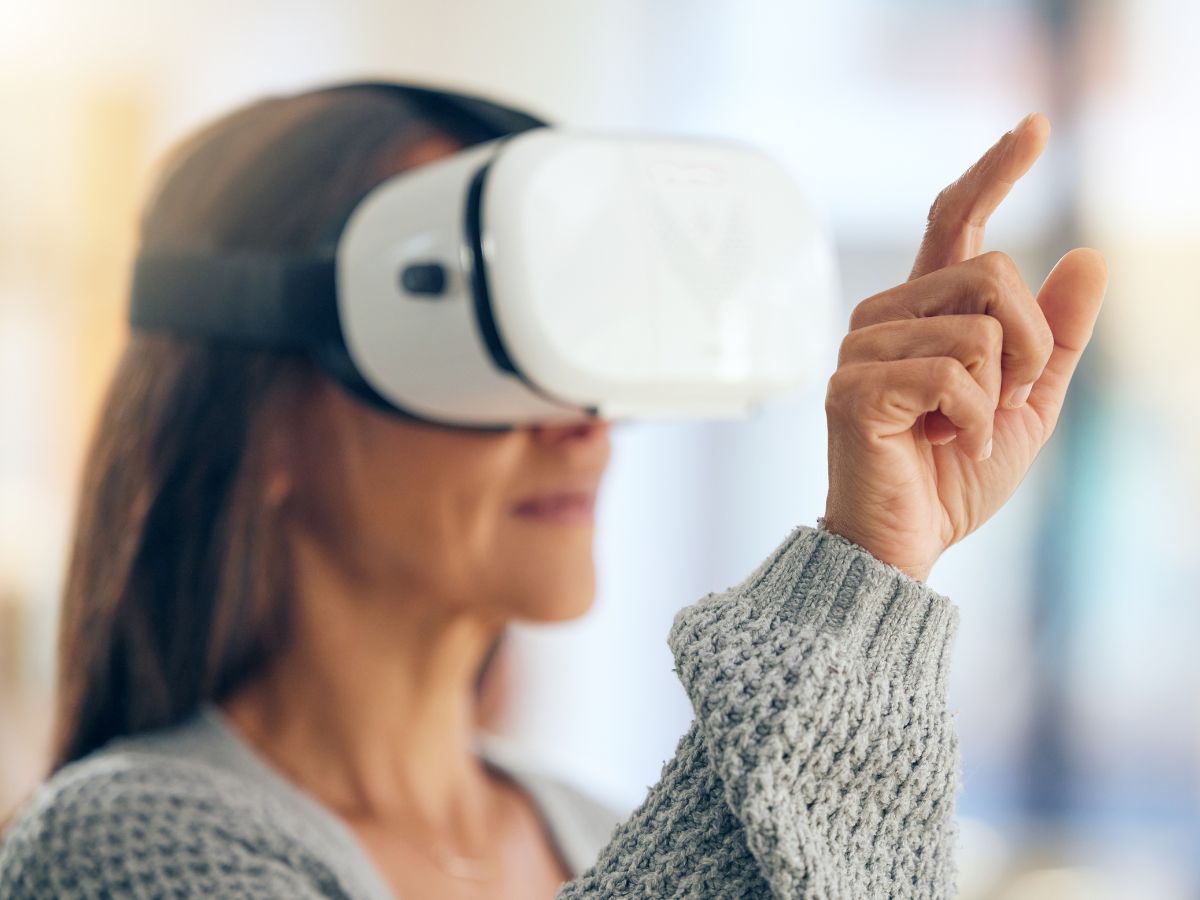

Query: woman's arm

[561,114,1106,899]
[559,524,958,899]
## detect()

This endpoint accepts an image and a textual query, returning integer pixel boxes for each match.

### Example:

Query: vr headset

[130,83,838,430]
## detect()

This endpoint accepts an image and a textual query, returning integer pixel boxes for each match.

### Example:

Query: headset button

[400,263,447,297]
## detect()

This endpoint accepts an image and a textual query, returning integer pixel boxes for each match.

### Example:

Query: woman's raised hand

[822,113,1108,582]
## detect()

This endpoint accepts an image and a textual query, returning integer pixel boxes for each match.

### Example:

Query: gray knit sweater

[0,525,961,898]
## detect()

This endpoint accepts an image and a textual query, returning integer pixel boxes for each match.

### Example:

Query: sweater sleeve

[558,524,961,900]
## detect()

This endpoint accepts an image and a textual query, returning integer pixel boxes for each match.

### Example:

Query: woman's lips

[511,491,597,523]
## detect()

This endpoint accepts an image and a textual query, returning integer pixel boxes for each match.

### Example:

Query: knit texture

[557,525,961,899]
[0,755,351,899]
[0,525,961,898]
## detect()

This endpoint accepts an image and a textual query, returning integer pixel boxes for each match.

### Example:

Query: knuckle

[1035,321,1056,362]
[932,357,970,394]
[826,365,878,436]
[837,331,858,367]
[969,263,1005,311]
[978,250,1017,279]
[848,298,875,331]
[825,369,853,413]
[962,316,1003,369]
[1006,317,1055,378]
[971,252,1015,299]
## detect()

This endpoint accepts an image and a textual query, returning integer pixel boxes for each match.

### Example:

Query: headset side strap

[129,253,341,347]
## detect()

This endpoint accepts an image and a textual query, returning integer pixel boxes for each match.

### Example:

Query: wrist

[817,515,935,583]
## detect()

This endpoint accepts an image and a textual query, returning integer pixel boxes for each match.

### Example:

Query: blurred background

[2,0,1198,896]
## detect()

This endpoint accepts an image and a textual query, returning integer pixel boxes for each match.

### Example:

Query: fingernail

[980,439,993,461]
[932,433,957,446]
[1008,383,1034,408]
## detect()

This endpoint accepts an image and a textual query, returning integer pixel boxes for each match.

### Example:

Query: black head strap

[306,80,549,136]
[130,252,339,348]
[128,80,545,349]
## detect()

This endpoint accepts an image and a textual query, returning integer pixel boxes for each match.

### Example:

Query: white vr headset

[130,93,838,430]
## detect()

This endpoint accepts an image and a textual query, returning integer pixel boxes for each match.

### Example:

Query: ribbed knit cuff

[669,524,959,700]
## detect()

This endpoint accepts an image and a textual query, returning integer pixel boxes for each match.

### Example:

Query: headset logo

[640,156,750,348]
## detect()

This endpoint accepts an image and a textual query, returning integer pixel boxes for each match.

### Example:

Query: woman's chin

[492,531,597,622]
[504,565,597,623]
[525,592,595,623]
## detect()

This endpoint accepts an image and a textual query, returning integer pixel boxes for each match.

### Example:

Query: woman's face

[265,132,612,624]
[280,377,612,623]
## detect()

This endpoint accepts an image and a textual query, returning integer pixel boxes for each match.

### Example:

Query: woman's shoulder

[0,745,339,899]
[4,741,278,836]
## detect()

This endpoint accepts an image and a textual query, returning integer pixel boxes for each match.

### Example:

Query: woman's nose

[530,415,611,447]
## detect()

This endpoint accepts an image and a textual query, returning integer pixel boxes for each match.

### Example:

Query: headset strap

[129,252,341,347]
[128,81,544,348]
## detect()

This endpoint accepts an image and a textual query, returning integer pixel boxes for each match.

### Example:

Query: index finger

[910,112,1051,280]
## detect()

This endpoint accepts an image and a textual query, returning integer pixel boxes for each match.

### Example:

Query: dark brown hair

[49,83,546,772]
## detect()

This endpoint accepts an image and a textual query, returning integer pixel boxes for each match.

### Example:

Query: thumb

[1025,247,1109,428]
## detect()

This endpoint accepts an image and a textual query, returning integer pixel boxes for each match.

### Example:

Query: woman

[0,82,1106,898]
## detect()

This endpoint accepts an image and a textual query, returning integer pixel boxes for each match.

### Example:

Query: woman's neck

[220,533,508,851]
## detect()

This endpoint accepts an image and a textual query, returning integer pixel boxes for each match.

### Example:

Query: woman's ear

[264,467,293,508]
[261,428,295,507]
[259,384,303,510]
